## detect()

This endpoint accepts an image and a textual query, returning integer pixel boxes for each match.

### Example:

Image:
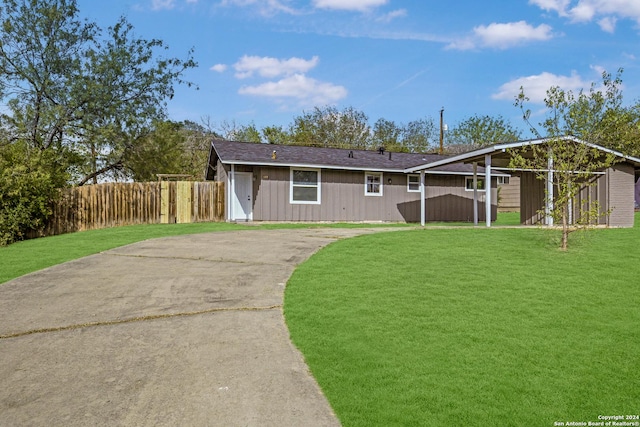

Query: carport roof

[405,136,640,172]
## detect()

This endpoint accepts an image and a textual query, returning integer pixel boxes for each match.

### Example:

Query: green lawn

[284,214,640,426]
[2,213,638,425]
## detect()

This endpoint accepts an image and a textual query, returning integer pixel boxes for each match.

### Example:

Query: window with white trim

[290,168,321,204]
[407,174,420,192]
[497,176,510,185]
[365,172,383,196]
[465,177,485,191]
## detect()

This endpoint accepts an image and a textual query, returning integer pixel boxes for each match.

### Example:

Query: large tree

[289,106,371,149]
[510,70,625,250]
[401,117,437,153]
[371,118,403,152]
[0,0,196,185]
[446,115,522,154]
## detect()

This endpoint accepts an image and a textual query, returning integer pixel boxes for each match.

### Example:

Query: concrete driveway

[0,228,398,426]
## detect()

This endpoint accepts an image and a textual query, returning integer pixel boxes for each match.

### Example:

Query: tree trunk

[561,204,569,251]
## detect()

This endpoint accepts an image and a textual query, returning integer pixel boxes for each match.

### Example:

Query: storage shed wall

[608,162,635,227]
[519,162,636,227]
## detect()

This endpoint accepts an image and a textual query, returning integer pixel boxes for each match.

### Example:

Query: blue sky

[77,0,640,136]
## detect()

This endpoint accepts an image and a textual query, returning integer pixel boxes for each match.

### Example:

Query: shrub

[0,143,66,245]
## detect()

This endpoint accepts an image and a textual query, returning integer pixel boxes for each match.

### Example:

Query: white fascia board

[219,160,505,176]
[579,140,640,166]
[404,146,499,172]
[404,140,547,172]
[424,170,510,177]
[220,160,407,173]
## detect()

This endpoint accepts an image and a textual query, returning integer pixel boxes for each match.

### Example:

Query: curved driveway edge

[0,227,404,426]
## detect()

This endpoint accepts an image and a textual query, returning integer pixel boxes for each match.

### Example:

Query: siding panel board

[608,163,635,227]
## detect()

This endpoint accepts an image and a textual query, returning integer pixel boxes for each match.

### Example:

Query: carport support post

[473,162,478,225]
[420,170,426,226]
[546,153,554,226]
[485,154,492,227]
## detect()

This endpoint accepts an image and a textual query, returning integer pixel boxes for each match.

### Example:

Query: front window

[465,177,485,191]
[365,172,383,196]
[407,174,420,192]
[290,168,321,204]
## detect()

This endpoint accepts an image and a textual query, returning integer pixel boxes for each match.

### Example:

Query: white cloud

[233,55,320,79]
[152,0,176,10]
[530,0,640,31]
[529,0,571,13]
[448,21,554,50]
[377,9,407,22]
[598,16,618,32]
[210,64,228,73]
[219,0,297,15]
[492,71,588,103]
[312,0,388,12]
[238,74,347,105]
[151,0,198,10]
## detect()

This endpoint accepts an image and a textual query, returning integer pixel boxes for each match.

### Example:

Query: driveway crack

[104,252,292,267]
[0,304,282,340]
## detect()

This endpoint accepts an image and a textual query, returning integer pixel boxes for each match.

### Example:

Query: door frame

[229,168,253,221]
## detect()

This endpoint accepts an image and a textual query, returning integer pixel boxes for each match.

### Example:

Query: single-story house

[207,137,640,227]
[406,136,640,227]
[206,139,507,223]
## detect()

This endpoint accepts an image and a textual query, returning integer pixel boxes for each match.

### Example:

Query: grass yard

[284,215,640,426]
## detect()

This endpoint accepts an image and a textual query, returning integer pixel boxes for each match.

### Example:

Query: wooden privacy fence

[39,181,225,237]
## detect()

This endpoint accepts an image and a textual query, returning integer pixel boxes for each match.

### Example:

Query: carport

[407,136,640,228]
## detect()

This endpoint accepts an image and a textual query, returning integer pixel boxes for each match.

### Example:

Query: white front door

[232,172,253,221]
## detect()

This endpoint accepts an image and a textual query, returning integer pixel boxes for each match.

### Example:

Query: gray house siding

[498,176,520,212]
[424,175,496,222]
[231,165,496,222]
[607,163,635,227]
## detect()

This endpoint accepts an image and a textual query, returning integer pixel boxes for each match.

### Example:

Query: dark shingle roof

[210,139,491,176]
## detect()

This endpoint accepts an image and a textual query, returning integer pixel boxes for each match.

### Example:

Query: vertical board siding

[520,172,546,225]
[34,181,225,238]
[519,163,636,227]
[498,176,520,212]
[608,163,635,227]
[250,167,497,222]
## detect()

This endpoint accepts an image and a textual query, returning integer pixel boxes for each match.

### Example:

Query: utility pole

[439,107,444,155]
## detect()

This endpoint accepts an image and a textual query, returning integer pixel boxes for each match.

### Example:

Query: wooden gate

[161,181,222,224]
